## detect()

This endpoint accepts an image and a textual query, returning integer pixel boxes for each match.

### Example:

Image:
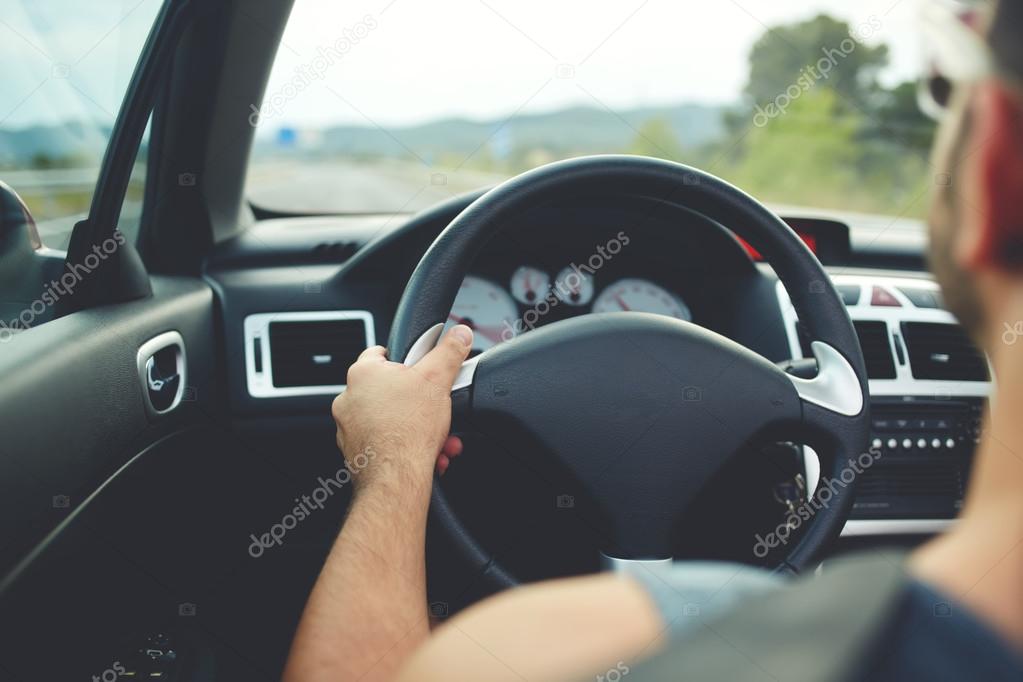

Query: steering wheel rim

[388,155,869,589]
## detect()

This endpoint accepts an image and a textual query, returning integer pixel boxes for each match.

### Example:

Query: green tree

[729,89,862,204]
[723,87,929,215]
[869,80,936,155]
[30,153,56,170]
[715,13,932,217]
[744,14,888,114]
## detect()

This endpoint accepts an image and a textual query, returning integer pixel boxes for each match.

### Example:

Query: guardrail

[1,168,101,190]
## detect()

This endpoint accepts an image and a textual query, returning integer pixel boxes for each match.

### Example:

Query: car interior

[0,0,992,680]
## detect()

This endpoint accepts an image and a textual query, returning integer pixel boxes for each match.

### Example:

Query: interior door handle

[146,356,180,392]
[137,331,187,416]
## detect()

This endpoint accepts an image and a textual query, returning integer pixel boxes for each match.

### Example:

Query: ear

[961,81,1023,271]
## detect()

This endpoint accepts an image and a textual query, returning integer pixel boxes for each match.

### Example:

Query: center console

[777,274,991,536]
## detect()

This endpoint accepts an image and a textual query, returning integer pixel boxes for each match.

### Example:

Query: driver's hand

[331,325,473,495]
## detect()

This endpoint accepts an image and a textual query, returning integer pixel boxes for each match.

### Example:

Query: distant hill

[254,102,727,162]
[0,120,112,168]
[1,102,727,168]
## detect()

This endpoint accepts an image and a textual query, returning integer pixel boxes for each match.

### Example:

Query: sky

[0,0,164,129]
[0,0,927,131]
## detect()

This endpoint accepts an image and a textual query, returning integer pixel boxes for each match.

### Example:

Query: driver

[284,1,1023,680]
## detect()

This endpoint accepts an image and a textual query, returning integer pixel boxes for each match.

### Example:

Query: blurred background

[0,0,937,248]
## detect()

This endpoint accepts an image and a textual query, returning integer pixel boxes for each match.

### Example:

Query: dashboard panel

[205,190,990,563]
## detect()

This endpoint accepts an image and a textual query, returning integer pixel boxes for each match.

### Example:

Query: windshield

[247,0,935,219]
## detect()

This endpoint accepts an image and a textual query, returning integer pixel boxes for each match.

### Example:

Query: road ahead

[10,160,926,254]
[16,160,503,249]
[246,159,505,214]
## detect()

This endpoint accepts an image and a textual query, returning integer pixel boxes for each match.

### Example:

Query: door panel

[0,276,352,680]
[0,422,342,681]
[0,276,215,578]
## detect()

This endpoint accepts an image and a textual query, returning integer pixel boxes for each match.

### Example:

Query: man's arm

[282,325,666,682]
[282,327,472,682]
[281,473,433,682]
[394,573,666,682]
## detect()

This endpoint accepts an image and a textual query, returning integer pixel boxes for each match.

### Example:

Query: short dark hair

[990,0,1023,79]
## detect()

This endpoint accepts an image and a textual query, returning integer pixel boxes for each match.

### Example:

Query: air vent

[311,241,358,262]
[244,311,375,397]
[854,321,897,380]
[269,320,367,387]
[901,322,989,381]
[835,284,861,306]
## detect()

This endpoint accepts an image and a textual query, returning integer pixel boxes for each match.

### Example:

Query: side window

[0,1,163,250]
[0,2,162,340]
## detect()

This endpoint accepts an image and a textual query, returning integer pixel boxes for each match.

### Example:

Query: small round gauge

[592,278,692,321]
[553,266,595,306]
[510,266,550,305]
[445,275,519,351]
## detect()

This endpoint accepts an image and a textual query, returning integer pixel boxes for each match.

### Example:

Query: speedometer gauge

[553,266,594,306]
[510,266,550,304]
[445,276,519,351]
[592,278,692,321]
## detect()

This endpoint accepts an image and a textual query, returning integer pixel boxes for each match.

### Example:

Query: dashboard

[206,191,990,565]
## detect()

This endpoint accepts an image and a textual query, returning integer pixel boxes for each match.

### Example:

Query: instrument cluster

[444,265,692,352]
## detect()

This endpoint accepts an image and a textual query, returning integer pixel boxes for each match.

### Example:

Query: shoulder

[860,579,1023,682]
[625,551,912,682]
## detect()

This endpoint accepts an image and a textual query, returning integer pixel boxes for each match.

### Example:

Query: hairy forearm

[285,325,473,680]
[283,469,433,682]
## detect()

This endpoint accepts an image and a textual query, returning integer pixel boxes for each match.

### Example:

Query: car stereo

[853,396,984,520]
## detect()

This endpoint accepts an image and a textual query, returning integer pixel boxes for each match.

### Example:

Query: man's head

[928,0,1023,351]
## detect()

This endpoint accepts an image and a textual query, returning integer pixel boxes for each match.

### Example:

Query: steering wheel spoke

[775,341,867,454]
[450,354,479,424]
[788,341,864,419]
[402,322,480,425]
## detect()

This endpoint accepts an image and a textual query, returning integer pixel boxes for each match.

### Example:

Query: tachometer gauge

[445,276,519,351]
[553,266,594,306]
[592,278,692,321]
[510,266,550,305]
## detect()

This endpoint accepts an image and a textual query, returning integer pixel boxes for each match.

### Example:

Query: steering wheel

[388,155,869,588]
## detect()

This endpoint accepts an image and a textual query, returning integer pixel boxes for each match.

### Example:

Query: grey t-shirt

[625,556,1023,681]
[623,560,785,638]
